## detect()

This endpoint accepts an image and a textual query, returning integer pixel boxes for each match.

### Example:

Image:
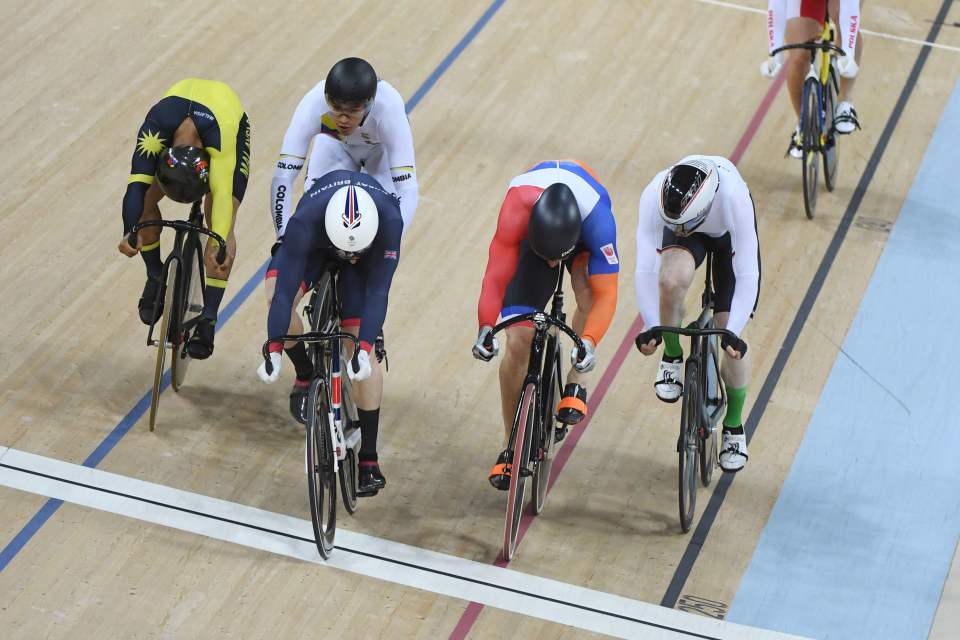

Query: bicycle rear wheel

[699,339,720,487]
[532,348,560,514]
[148,261,178,432]
[172,237,204,391]
[678,359,701,532]
[822,66,840,192]
[503,382,535,561]
[801,77,821,220]
[306,377,337,558]
[339,444,359,514]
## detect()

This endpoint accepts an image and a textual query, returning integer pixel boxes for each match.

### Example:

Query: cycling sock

[202,277,227,320]
[358,408,380,459]
[140,242,162,278]
[663,332,683,359]
[284,343,314,380]
[723,385,747,428]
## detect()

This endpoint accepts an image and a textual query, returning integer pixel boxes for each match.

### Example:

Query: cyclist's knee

[504,328,533,362]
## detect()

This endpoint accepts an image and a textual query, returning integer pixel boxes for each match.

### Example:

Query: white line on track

[0,447,810,640]
[690,0,960,54]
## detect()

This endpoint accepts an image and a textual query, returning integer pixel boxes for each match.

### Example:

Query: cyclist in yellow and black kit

[118,78,251,358]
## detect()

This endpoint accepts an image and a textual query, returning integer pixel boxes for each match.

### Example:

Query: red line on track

[448,71,787,639]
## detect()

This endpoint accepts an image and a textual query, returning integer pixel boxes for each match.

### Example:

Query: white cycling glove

[258,352,283,383]
[348,349,372,381]
[571,339,596,373]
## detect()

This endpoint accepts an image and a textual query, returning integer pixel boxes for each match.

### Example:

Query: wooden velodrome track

[2,0,959,637]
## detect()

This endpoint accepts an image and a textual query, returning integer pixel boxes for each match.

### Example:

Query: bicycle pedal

[519,467,533,478]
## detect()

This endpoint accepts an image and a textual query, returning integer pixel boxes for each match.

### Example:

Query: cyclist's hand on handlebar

[258,352,283,383]
[635,329,662,356]
[721,333,748,360]
[837,55,859,79]
[347,349,372,382]
[118,234,141,257]
[472,326,499,362]
[760,53,783,78]
[571,338,596,373]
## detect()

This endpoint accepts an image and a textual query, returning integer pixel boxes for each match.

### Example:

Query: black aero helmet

[324,57,378,108]
[528,183,581,261]
[156,146,210,203]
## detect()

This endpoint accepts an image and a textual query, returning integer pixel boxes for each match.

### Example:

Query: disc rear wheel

[822,67,840,192]
[172,239,204,391]
[532,354,560,514]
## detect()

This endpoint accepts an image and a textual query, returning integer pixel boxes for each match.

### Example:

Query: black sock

[202,279,226,321]
[358,408,380,460]
[141,244,163,278]
[724,425,744,435]
[284,342,314,380]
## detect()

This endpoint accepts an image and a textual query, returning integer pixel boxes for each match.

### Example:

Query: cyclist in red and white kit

[762,0,863,158]
[265,58,418,424]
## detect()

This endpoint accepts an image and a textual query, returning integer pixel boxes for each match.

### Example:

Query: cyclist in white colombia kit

[264,57,418,425]
[761,0,863,158]
[635,156,760,472]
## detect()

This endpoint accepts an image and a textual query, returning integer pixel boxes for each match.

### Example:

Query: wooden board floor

[2,0,959,637]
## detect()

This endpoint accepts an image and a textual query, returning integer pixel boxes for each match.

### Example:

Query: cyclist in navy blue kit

[258,170,402,496]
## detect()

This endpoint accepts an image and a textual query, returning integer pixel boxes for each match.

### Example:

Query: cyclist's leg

[338,264,387,494]
[188,195,240,358]
[785,1,828,117]
[559,254,591,425]
[656,230,704,401]
[712,246,752,472]
[304,133,358,190]
[831,0,864,132]
[137,183,166,323]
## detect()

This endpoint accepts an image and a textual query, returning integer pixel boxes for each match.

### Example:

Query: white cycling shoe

[719,429,748,473]
[834,101,861,134]
[654,357,683,403]
[787,127,803,159]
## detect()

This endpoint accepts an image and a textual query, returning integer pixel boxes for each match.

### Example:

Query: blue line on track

[0,0,506,573]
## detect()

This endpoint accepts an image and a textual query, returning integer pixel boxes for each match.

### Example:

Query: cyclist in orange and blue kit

[118,78,250,359]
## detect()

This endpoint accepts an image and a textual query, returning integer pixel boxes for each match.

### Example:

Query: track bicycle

[261,267,363,559]
[483,268,584,560]
[635,254,747,532]
[772,13,845,219]
[129,200,226,432]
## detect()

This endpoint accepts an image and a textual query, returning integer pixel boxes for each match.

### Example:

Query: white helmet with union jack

[324,184,379,259]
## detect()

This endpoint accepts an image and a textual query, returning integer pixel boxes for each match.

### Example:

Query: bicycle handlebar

[128,220,228,265]
[261,332,361,376]
[488,311,586,358]
[635,325,747,357]
[771,42,844,57]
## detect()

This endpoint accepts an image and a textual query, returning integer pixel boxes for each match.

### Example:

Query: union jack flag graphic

[342,186,362,230]
[384,250,398,260]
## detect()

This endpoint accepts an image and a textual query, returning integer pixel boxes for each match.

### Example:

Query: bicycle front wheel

[822,66,840,192]
[503,382,535,561]
[801,77,821,220]
[532,349,560,514]
[172,237,204,391]
[678,360,701,532]
[306,377,337,558]
[148,261,178,432]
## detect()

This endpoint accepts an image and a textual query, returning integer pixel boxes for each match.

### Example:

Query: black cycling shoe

[488,449,511,491]
[557,383,588,425]
[289,379,310,425]
[186,317,215,360]
[138,275,163,325]
[554,424,569,444]
[358,461,386,496]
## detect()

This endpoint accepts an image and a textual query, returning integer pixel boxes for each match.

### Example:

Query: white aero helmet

[659,156,720,236]
[325,184,379,259]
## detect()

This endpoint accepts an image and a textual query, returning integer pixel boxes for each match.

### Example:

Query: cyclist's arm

[838,0,861,59]
[477,187,530,328]
[266,215,314,346]
[634,180,663,331]
[766,0,787,54]
[580,205,619,346]
[725,188,761,337]
[378,85,418,233]
[356,213,403,352]
[206,145,236,241]
[271,85,324,238]
[122,112,166,233]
